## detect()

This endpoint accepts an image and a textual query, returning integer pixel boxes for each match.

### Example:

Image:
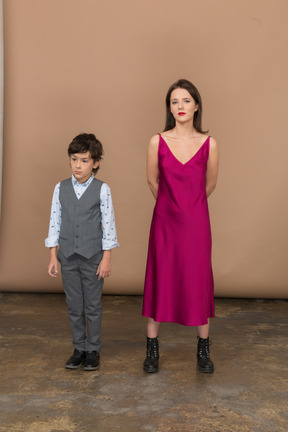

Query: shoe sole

[83,365,100,371]
[198,367,214,373]
[65,363,84,369]
[143,366,158,373]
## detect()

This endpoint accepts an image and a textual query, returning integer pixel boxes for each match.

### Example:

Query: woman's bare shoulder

[148,134,160,148]
[209,136,218,150]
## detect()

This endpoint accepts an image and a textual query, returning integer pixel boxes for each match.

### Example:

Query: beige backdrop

[0,0,287,298]
[0,0,3,214]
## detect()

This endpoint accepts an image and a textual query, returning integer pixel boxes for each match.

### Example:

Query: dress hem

[142,313,215,327]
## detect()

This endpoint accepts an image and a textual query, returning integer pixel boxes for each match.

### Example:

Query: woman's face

[170,88,198,124]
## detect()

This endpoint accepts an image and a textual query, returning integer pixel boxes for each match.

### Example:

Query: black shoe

[143,337,159,373]
[197,336,214,373]
[65,349,86,369]
[83,351,100,371]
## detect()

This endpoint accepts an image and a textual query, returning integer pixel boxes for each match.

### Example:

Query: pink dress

[142,134,215,326]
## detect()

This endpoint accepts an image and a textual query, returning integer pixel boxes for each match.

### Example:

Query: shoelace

[86,352,98,360]
[147,342,158,358]
[198,340,211,358]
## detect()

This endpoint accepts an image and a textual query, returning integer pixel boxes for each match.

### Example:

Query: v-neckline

[160,134,209,166]
[72,176,94,200]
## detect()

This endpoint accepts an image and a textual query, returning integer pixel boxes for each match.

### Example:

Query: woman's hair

[164,79,208,133]
[68,133,103,174]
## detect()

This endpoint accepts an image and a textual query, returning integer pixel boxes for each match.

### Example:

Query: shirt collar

[71,174,94,187]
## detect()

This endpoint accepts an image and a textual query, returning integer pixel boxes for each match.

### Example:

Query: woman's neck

[173,122,198,138]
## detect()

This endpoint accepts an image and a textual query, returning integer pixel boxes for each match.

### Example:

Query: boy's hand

[48,247,58,278]
[96,251,111,280]
[48,258,58,277]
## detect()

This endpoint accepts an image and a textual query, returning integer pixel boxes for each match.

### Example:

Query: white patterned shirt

[45,175,119,250]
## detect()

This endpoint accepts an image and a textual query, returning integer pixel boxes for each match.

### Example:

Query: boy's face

[70,152,100,184]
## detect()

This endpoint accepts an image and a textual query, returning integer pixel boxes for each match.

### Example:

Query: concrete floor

[0,293,287,432]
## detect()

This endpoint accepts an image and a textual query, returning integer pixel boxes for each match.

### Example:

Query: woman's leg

[147,317,160,338]
[196,321,209,338]
[144,318,160,373]
[196,319,214,373]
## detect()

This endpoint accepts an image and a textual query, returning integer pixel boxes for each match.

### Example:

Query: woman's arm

[206,137,219,197]
[147,135,159,199]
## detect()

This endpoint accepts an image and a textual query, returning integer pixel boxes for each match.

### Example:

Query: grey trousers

[57,250,104,352]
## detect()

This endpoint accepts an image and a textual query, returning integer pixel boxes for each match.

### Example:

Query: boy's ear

[93,160,100,169]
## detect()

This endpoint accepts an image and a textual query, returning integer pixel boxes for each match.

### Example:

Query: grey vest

[59,177,103,259]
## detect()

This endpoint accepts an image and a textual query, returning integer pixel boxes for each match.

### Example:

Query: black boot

[197,336,214,373]
[143,337,159,373]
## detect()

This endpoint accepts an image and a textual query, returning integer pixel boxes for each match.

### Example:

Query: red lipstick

[178,112,186,116]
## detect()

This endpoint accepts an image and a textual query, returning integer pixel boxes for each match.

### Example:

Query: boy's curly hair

[68,133,104,174]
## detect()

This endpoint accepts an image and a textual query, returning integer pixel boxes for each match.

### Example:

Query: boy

[45,133,119,370]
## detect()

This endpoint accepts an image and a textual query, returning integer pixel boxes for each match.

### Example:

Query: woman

[142,79,219,374]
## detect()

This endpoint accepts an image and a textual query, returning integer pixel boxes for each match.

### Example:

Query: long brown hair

[164,79,208,133]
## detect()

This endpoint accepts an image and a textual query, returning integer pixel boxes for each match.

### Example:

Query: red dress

[142,134,214,326]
